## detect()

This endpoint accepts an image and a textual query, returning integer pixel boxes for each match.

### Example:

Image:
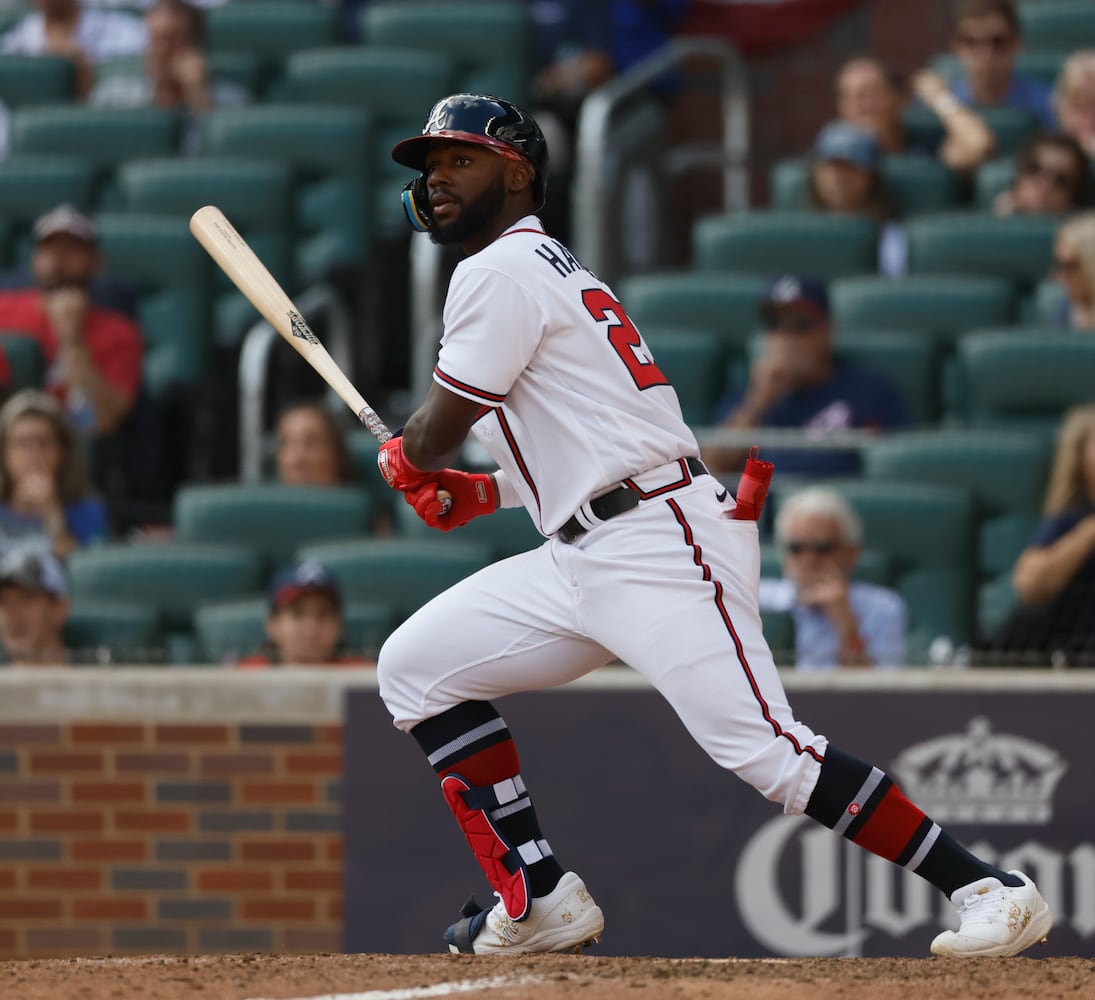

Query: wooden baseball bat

[189,205,450,509]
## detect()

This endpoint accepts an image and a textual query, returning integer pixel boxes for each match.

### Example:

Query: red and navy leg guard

[441,773,532,921]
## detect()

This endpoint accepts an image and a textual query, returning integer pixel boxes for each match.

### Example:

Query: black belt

[557,457,708,544]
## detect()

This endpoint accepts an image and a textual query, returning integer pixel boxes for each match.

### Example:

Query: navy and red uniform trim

[434,365,507,404]
[622,458,693,501]
[666,497,824,764]
[494,410,542,523]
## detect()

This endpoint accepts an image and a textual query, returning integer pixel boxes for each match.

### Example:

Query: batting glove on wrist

[377,437,431,492]
[404,469,497,531]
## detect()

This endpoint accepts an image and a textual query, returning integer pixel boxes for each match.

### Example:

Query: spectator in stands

[805,120,908,276]
[274,400,356,488]
[944,0,1054,128]
[1049,210,1095,330]
[704,275,910,481]
[0,205,142,440]
[0,0,147,99]
[980,404,1095,666]
[760,486,907,670]
[0,388,106,558]
[0,547,71,665]
[88,0,248,155]
[1053,49,1095,159]
[835,55,995,172]
[236,559,369,668]
[994,130,1093,217]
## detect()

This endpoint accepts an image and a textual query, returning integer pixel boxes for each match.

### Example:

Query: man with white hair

[761,486,907,669]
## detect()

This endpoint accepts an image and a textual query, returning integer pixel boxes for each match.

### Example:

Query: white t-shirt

[434,216,699,535]
[0,8,147,62]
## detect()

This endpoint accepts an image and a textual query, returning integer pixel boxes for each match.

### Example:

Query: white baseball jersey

[434,215,700,535]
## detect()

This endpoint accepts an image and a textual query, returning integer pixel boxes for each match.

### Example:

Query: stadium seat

[0,54,74,108]
[692,211,879,280]
[206,1,340,95]
[973,157,1016,211]
[94,213,213,397]
[199,104,374,283]
[769,155,962,217]
[64,599,163,665]
[1019,0,1095,50]
[931,49,1070,85]
[115,157,294,343]
[0,155,98,266]
[360,1,535,108]
[901,105,1040,157]
[173,483,374,574]
[1021,278,1068,325]
[295,538,493,622]
[761,609,794,666]
[759,544,893,586]
[639,326,724,426]
[905,213,1058,291]
[0,333,45,390]
[952,329,1095,431]
[833,331,940,425]
[393,496,545,562]
[194,597,392,663]
[279,46,456,238]
[8,106,179,208]
[830,274,1015,349]
[66,542,264,635]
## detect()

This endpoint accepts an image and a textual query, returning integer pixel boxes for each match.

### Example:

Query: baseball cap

[813,121,879,170]
[760,275,829,318]
[0,548,68,599]
[268,560,341,611]
[32,204,98,245]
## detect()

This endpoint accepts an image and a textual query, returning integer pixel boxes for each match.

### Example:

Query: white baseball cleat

[444,871,604,955]
[930,870,1052,957]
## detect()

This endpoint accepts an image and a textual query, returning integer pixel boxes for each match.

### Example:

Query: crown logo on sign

[891,717,1066,825]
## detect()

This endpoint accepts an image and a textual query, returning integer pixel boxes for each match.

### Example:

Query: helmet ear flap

[401,175,432,232]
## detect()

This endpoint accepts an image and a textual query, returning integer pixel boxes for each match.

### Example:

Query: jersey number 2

[582,288,668,391]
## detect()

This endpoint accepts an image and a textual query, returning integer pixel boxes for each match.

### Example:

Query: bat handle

[359,407,453,516]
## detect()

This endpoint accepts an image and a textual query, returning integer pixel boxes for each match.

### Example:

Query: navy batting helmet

[392,93,549,232]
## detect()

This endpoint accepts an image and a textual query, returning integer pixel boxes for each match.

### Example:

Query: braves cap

[813,120,879,170]
[761,274,829,316]
[0,548,68,599]
[32,204,97,245]
[268,560,341,611]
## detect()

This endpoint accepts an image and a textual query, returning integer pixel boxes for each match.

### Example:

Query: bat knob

[438,494,453,516]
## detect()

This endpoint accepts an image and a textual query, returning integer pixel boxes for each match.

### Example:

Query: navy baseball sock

[805,744,1023,897]
[412,701,565,906]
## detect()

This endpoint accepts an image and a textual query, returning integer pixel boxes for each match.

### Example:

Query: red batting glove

[377,437,431,492]
[731,446,774,522]
[404,469,497,531]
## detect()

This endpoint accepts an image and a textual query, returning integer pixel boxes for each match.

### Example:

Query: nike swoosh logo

[715,488,728,502]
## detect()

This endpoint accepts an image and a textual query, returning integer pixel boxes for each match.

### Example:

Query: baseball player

[375,93,1051,957]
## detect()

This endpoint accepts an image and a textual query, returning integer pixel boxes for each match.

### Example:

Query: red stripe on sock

[852,786,927,862]
[438,738,519,786]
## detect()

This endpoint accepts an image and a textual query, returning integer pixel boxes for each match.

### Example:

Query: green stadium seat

[833,331,940,425]
[901,105,1040,157]
[393,502,545,562]
[761,609,794,666]
[617,271,769,362]
[280,46,456,238]
[759,544,893,586]
[67,542,264,634]
[693,211,879,280]
[193,596,392,663]
[769,155,961,217]
[173,483,374,574]
[0,333,45,390]
[830,275,1015,349]
[115,157,294,344]
[974,157,1016,211]
[639,326,724,426]
[905,213,1058,290]
[0,54,74,107]
[8,106,179,208]
[360,1,534,108]
[296,538,492,622]
[0,155,98,266]
[64,599,163,665]
[200,104,374,283]
[1022,278,1067,325]
[952,329,1095,431]
[206,1,340,95]
[932,49,1070,85]
[1019,1,1095,50]
[94,213,213,397]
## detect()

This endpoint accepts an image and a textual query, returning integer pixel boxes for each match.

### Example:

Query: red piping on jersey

[500,228,548,238]
[666,497,825,765]
[622,458,692,500]
[434,365,507,404]
[495,409,542,520]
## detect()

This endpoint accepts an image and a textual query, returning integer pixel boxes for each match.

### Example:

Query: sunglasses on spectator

[1021,160,1079,193]
[761,308,825,332]
[785,539,842,556]
[956,32,1012,52]
[1054,255,1082,273]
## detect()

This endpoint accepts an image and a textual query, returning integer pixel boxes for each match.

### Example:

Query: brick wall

[0,671,362,958]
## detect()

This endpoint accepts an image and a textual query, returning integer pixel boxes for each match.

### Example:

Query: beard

[429,174,507,246]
